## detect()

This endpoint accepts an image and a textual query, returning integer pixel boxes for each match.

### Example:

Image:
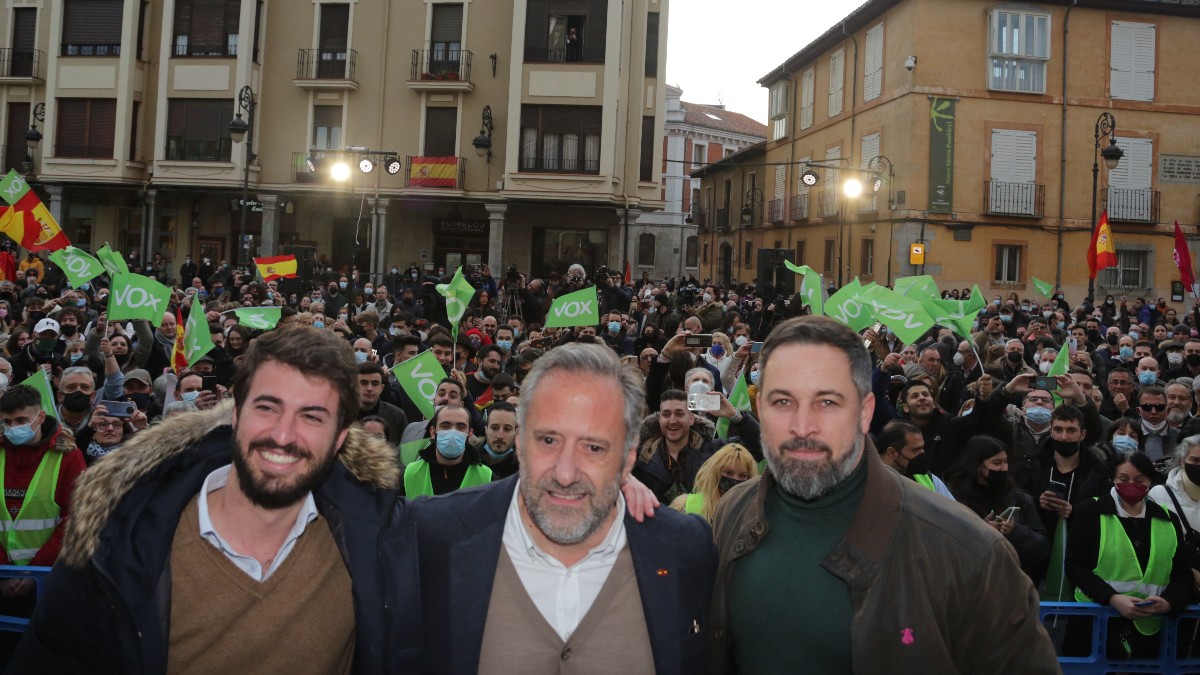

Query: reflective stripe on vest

[1075,506,1176,636]
[913,473,935,491]
[684,493,705,515]
[404,458,492,498]
[0,451,63,565]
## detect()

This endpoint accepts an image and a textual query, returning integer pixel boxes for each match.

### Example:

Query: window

[860,239,874,276]
[173,0,240,57]
[744,241,753,269]
[823,239,836,276]
[1111,21,1155,102]
[645,12,659,77]
[1107,136,1154,222]
[638,233,655,266]
[989,129,1037,215]
[724,147,735,157]
[56,99,116,158]
[166,99,234,161]
[860,133,880,212]
[800,68,815,130]
[318,3,350,78]
[1100,250,1150,289]
[429,4,463,75]
[62,0,123,56]
[524,0,607,64]
[691,143,706,171]
[312,105,342,149]
[703,242,709,265]
[519,105,602,174]
[5,103,29,172]
[828,49,845,117]
[424,107,458,156]
[769,81,788,141]
[795,241,805,267]
[685,236,698,268]
[988,9,1049,94]
[10,8,36,77]
[639,116,655,182]
[129,101,139,161]
[864,23,883,102]
[993,244,1023,283]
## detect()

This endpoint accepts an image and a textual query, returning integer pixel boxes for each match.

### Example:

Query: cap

[33,318,59,335]
[194,353,215,365]
[516,348,544,365]
[126,369,152,386]
[1175,324,1190,334]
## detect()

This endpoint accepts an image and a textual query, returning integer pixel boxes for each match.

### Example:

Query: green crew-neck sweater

[729,456,868,674]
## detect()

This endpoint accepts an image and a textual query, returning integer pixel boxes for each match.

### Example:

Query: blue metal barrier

[0,565,50,632]
[1040,601,1200,674]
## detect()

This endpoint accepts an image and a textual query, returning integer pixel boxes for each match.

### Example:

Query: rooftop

[679,100,768,139]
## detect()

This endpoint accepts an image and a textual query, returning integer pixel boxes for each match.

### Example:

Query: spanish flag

[171,307,188,373]
[254,254,298,281]
[1086,209,1118,279]
[409,156,458,188]
[0,170,69,252]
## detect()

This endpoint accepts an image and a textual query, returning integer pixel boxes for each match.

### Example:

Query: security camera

[904,55,917,71]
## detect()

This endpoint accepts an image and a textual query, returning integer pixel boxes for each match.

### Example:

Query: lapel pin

[691,620,701,634]
[656,568,669,576]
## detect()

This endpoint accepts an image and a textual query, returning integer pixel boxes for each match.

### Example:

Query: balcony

[790,193,810,222]
[405,156,465,189]
[818,190,841,218]
[166,138,232,163]
[407,50,473,92]
[715,207,730,231]
[768,199,784,224]
[171,39,238,58]
[985,180,1044,218]
[517,155,600,175]
[1105,188,1160,224]
[0,49,42,81]
[294,49,358,90]
[687,205,707,230]
[60,43,120,57]
[856,194,879,214]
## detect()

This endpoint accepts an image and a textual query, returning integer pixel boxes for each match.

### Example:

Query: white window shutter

[1131,23,1155,101]
[1110,137,1152,189]
[990,130,1015,182]
[829,50,844,117]
[801,69,815,129]
[826,146,841,184]
[1110,22,1132,99]
[861,133,880,167]
[864,24,883,102]
[1012,131,1037,183]
[1111,22,1155,101]
[796,156,811,194]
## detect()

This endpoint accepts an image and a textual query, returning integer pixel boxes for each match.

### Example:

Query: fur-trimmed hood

[636,411,716,462]
[60,401,400,570]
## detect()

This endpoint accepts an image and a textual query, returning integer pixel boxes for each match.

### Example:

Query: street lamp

[228,85,257,266]
[471,105,494,162]
[1087,112,1123,305]
[23,103,44,175]
[741,187,763,224]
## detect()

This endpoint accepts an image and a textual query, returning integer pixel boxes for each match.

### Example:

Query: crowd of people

[0,245,1196,671]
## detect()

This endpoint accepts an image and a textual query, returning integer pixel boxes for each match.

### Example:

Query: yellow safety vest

[1075,503,1177,635]
[0,451,63,565]
[404,458,492,498]
[684,493,705,515]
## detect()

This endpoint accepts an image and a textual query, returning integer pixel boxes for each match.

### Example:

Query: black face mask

[60,325,78,338]
[128,392,152,411]
[985,469,1008,489]
[1185,464,1200,487]
[62,391,91,413]
[1087,329,1100,341]
[718,476,746,494]
[901,451,931,477]
[1006,351,1024,364]
[1106,334,1119,346]
[1050,439,1080,458]
[1187,354,1200,368]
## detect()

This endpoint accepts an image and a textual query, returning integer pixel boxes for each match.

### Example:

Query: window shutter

[1012,131,1036,183]
[319,4,350,50]
[1130,23,1155,101]
[861,133,880,168]
[864,24,883,102]
[585,0,607,63]
[63,0,124,45]
[88,99,117,158]
[1110,22,1133,99]
[524,0,548,59]
[12,9,36,52]
[191,0,227,53]
[801,69,814,129]
[1111,22,1154,101]
[431,4,464,43]
[423,107,458,157]
[796,156,811,194]
[828,49,844,117]
[1109,137,1152,189]
[774,164,785,200]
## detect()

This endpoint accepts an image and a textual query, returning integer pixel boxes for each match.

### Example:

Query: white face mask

[734,336,748,348]
[953,352,965,366]
[1038,361,1053,374]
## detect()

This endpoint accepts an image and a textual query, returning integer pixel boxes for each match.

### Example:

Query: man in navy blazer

[410,343,717,674]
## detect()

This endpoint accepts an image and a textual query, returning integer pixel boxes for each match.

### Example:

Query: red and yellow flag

[0,183,69,252]
[254,254,298,281]
[171,307,188,373]
[1086,210,1118,279]
[409,156,458,188]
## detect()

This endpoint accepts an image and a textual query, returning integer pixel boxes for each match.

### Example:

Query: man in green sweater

[706,316,1059,674]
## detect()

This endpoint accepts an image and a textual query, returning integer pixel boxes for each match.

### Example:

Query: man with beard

[1164,380,1193,431]
[706,316,1057,673]
[876,420,954,500]
[411,343,716,674]
[402,403,494,497]
[473,401,520,479]
[466,345,504,399]
[11,327,420,673]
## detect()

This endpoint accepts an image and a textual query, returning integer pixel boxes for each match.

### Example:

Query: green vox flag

[20,368,57,420]
[783,260,824,316]
[923,287,985,340]
[96,244,129,277]
[1032,277,1054,299]
[107,273,171,326]
[824,278,874,332]
[716,372,752,439]
[234,307,281,330]
[391,350,442,420]
[893,275,940,302]
[436,267,477,340]
[858,285,936,345]
[398,439,426,466]
[183,307,216,367]
[49,246,104,288]
[544,285,600,328]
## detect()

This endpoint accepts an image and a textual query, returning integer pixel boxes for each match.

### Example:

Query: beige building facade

[2,0,667,281]
[697,0,1200,305]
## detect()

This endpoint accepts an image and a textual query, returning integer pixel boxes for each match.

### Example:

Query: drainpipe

[1055,1,1077,289]
[839,21,859,287]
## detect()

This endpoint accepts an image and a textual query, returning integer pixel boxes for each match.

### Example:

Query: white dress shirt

[501,479,627,641]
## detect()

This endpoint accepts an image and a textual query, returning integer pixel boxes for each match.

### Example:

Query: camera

[594,265,610,282]
[505,264,521,285]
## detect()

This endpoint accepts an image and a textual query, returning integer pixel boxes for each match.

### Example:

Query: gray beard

[765,434,865,501]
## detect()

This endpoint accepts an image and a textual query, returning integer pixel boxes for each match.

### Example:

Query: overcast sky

[665,1,864,124]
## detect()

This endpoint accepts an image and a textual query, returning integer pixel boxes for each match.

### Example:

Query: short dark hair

[878,420,922,455]
[437,377,466,399]
[429,403,469,432]
[1110,451,1161,485]
[660,389,688,405]
[392,334,421,351]
[0,384,44,415]
[759,316,871,398]
[429,334,455,350]
[230,326,359,430]
[486,401,517,422]
[356,362,387,379]
[1140,384,1166,399]
[491,373,516,391]
[478,345,504,362]
[899,379,932,402]
[1051,404,1084,427]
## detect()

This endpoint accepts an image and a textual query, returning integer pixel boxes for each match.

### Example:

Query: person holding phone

[1066,452,1192,660]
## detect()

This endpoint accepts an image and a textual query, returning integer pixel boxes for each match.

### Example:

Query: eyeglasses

[1025,397,1054,405]
[93,421,123,430]
[1140,403,1167,412]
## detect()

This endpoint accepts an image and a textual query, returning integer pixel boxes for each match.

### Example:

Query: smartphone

[998,506,1020,522]
[863,322,883,349]
[1034,376,1059,392]
[684,334,714,349]
[687,392,721,412]
[201,376,218,394]
[1048,479,1068,500]
[1134,599,1156,607]
[97,400,135,418]
[1068,337,1078,355]
[750,341,764,354]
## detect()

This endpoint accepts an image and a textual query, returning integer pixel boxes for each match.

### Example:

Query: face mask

[436,429,468,459]
[69,353,84,364]
[35,337,56,354]
[718,476,746,494]
[734,336,748,348]
[1184,464,1200,486]
[364,287,374,295]
[1115,482,1149,503]
[186,258,192,264]
[1111,434,1139,453]
[702,294,713,304]
[339,282,348,290]
[483,443,514,460]
[750,370,760,385]
[985,469,1008,489]
[994,299,1002,306]
[1106,334,1119,346]
[710,344,725,359]
[902,452,931,477]
[389,327,403,337]
[62,391,91,413]
[75,297,87,308]
[4,419,36,445]
[688,380,712,397]
[313,320,325,329]
[1138,370,1157,386]
[354,351,368,363]
[1119,346,1134,359]
[419,330,428,342]
[339,314,349,322]
[469,337,481,349]
[412,272,419,279]
[129,392,152,410]
[646,306,657,315]
[1021,305,1030,312]
[608,321,621,334]
[1038,361,1052,374]
[1000,315,1012,324]
[1168,352,1184,366]
[1129,331,1140,341]
[1050,439,1080,458]
[1006,351,1023,364]
[181,391,200,403]
[953,352,965,366]
[496,339,512,351]
[392,268,399,274]
[1042,311,1053,319]
[1025,406,1053,425]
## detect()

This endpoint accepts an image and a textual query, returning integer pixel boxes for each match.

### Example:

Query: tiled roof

[679,101,767,139]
